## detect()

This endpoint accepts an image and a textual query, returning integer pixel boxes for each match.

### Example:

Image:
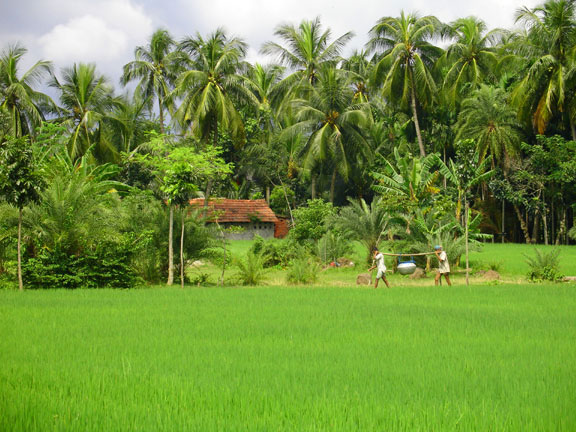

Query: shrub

[235,251,267,285]
[316,232,353,264]
[269,185,295,217]
[286,256,320,285]
[249,236,304,268]
[290,199,335,242]
[23,240,139,289]
[524,248,564,282]
[569,226,576,242]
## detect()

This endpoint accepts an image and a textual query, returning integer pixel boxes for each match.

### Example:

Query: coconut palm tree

[0,44,55,138]
[50,63,118,161]
[261,17,354,88]
[341,50,373,103]
[511,0,576,137]
[121,29,187,134]
[440,17,500,106]
[283,66,372,202]
[455,85,522,167]
[367,11,444,157]
[173,29,255,147]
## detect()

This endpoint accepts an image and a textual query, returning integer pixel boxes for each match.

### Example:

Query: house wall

[220,222,276,240]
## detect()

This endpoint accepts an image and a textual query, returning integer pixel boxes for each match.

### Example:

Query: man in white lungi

[434,245,452,286]
[368,248,390,288]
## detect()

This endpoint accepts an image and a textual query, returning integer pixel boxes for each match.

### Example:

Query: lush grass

[469,242,576,277]
[1,284,576,431]
[210,240,576,286]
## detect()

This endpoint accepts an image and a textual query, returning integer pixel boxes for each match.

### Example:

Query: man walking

[434,245,452,286]
[368,247,390,288]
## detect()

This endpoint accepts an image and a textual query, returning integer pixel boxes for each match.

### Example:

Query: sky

[0,0,541,90]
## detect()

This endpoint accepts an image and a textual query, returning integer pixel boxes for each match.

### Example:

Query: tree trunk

[265,185,270,204]
[409,70,426,157]
[203,180,213,208]
[167,205,174,285]
[570,115,576,141]
[278,178,295,227]
[180,210,185,289]
[543,205,549,246]
[531,209,540,244]
[329,168,337,204]
[17,208,23,291]
[501,200,505,243]
[311,176,316,199]
[217,221,227,286]
[513,204,531,244]
[465,199,469,286]
[158,96,165,135]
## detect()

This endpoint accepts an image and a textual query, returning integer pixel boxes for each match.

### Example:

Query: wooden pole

[380,252,436,257]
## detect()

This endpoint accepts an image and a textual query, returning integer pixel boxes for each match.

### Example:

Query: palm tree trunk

[278,178,295,226]
[409,70,426,157]
[465,199,469,286]
[266,185,270,204]
[570,116,576,141]
[311,176,316,199]
[180,210,185,289]
[501,200,505,243]
[158,96,165,135]
[167,205,174,285]
[17,208,23,291]
[330,168,337,203]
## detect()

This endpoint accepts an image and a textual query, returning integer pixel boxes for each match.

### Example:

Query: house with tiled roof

[189,198,283,240]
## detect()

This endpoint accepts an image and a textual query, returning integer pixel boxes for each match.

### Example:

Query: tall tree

[456,85,522,167]
[121,29,186,134]
[0,136,44,290]
[261,17,354,87]
[173,29,255,205]
[367,11,444,156]
[174,29,254,148]
[284,66,372,202]
[512,0,576,138]
[0,44,55,138]
[440,17,500,106]
[51,63,118,161]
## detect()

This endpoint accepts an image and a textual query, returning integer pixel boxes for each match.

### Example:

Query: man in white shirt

[368,248,390,288]
[434,245,452,286]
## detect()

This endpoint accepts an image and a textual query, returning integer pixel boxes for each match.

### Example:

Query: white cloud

[37,0,153,69]
[39,15,127,63]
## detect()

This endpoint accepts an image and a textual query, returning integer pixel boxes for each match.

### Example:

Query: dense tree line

[1,0,575,288]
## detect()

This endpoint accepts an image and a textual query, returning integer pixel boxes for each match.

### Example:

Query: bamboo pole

[380,252,436,257]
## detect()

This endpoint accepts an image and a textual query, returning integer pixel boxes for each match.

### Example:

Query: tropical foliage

[1,0,576,288]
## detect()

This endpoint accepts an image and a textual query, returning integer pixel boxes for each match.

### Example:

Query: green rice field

[1,282,575,431]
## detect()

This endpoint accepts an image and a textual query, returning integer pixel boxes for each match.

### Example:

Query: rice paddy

[1,281,575,430]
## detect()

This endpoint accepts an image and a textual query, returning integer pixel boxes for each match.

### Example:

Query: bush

[286,256,321,284]
[524,248,564,282]
[316,232,353,264]
[235,251,267,285]
[23,239,140,289]
[249,236,305,268]
[290,199,335,243]
[269,185,295,217]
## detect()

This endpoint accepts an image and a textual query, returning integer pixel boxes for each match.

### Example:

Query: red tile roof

[189,199,279,223]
